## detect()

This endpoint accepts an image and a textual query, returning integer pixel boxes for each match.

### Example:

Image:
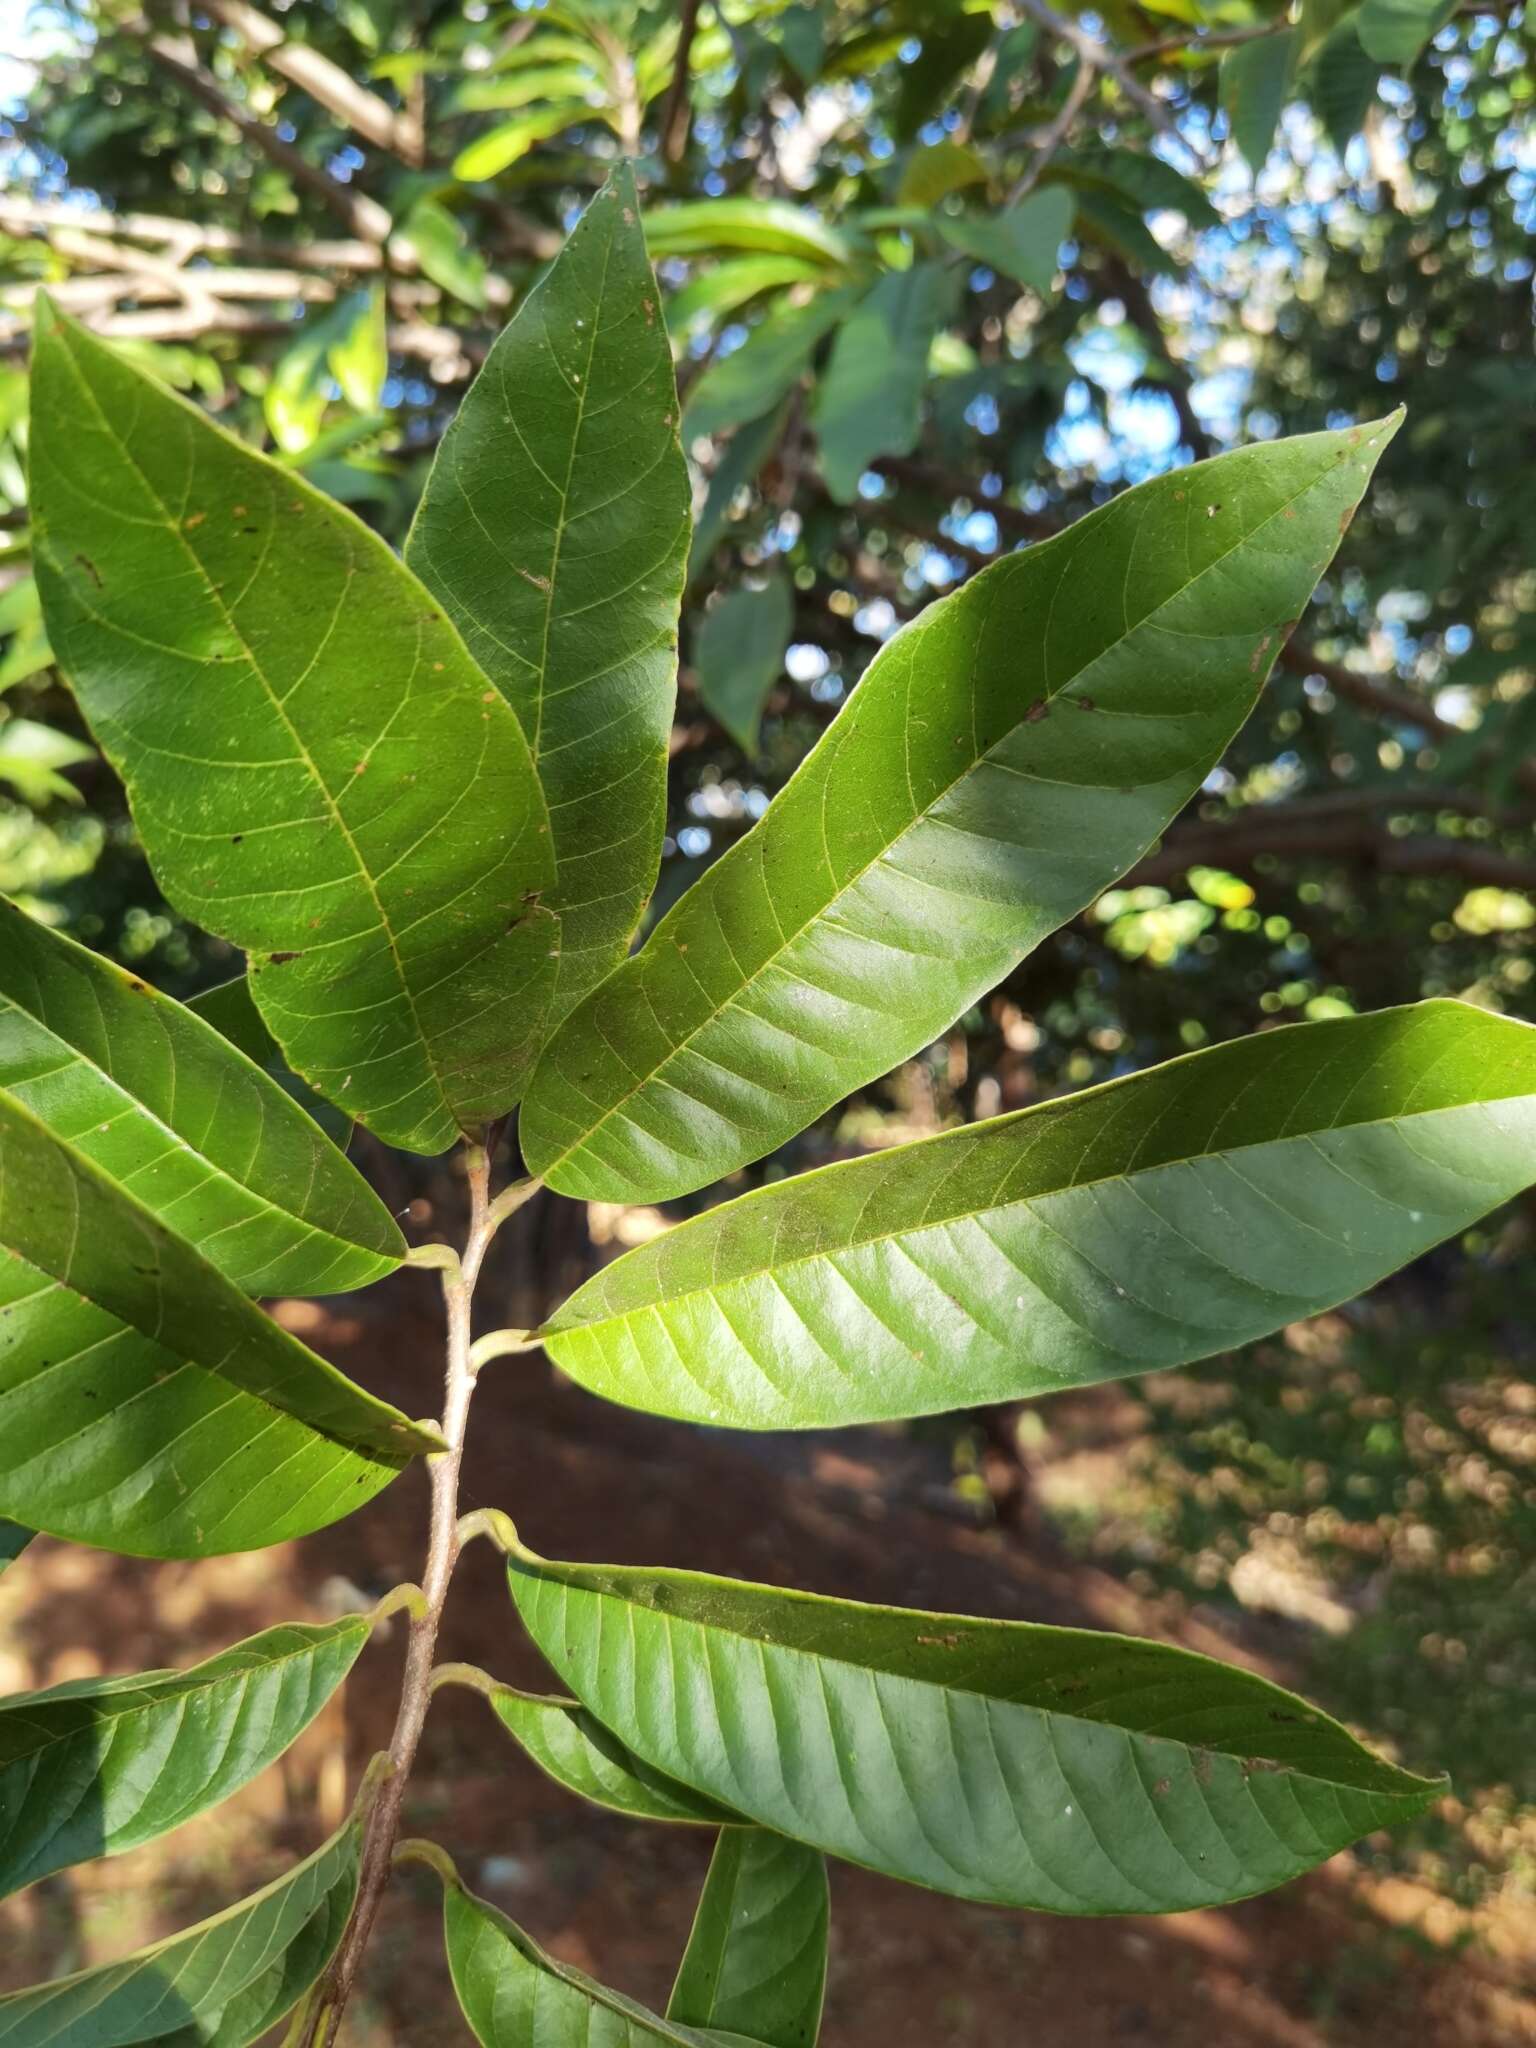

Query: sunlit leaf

[0,717,92,805]
[897,139,988,207]
[644,200,853,268]
[30,301,557,1155]
[407,165,689,1020]
[0,899,400,1295]
[668,1830,828,2048]
[397,197,489,310]
[0,1819,360,2048]
[545,1001,1536,1428]
[522,416,1401,1204]
[452,102,598,181]
[0,1618,372,1897]
[507,1544,1442,1915]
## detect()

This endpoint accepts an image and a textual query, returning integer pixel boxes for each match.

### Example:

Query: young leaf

[507,1545,1442,1916]
[1221,29,1299,172]
[0,1088,434,1454]
[936,189,1073,294]
[29,301,557,1155]
[406,166,690,1020]
[441,1876,754,2047]
[0,1250,412,1556]
[813,265,953,502]
[682,289,862,443]
[0,899,401,1296]
[541,1000,1536,1429]
[0,1618,372,1898]
[0,1818,360,2048]
[522,415,1402,1205]
[668,1829,828,2048]
[473,1680,738,1825]
[0,1523,30,1573]
[693,577,793,755]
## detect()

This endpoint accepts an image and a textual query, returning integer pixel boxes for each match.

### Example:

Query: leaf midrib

[537,448,1350,1176]
[47,331,460,1143]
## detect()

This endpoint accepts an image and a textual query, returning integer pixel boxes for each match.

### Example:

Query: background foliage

[1,0,1534,2025]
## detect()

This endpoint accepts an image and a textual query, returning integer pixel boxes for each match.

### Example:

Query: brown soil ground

[2,1275,1532,2046]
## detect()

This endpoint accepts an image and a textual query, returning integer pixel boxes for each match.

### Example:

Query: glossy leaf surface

[483,1684,736,1826]
[508,1548,1441,1915]
[443,1880,751,2048]
[30,302,556,1154]
[0,900,399,1296]
[668,1829,828,2048]
[544,1001,1536,1429]
[523,417,1400,1204]
[0,1618,370,1898]
[407,166,690,1020]
[0,1820,358,2047]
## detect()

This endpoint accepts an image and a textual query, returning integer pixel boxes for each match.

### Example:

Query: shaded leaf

[0,899,399,1295]
[545,1001,1536,1429]
[1071,190,1182,277]
[1358,0,1456,63]
[1221,30,1298,172]
[898,140,987,208]
[0,1618,371,1898]
[507,1545,1442,1916]
[30,301,557,1155]
[693,577,793,755]
[0,1524,29,1574]
[397,197,489,310]
[1057,148,1222,229]
[936,189,1074,294]
[667,257,825,338]
[1310,15,1381,150]
[0,1819,359,2048]
[407,166,689,1020]
[682,289,862,443]
[522,417,1401,1205]
[687,406,788,584]
[442,1877,752,2047]
[668,1830,828,2048]
[813,265,953,502]
[481,1683,737,1825]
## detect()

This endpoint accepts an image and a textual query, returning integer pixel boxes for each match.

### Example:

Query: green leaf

[1310,15,1382,150]
[0,1618,371,1898]
[645,201,853,268]
[667,257,826,337]
[693,577,793,755]
[1221,29,1298,172]
[0,718,93,805]
[477,1681,738,1825]
[813,265,953,502]
[936,189,1074,294]
[326,288,387,414]
[397,197,489,310]
[442,1877,753,2047]
[1057,148,1222,230]
[451,63,600,112]
[1357,0,1456,64]
[184,974,351,1143]
[1071,191,1182,278]
[452,102,597,181]
[686,406,788,584]
[682,289,862,443]
[521,415,1401,1205]
[0,900,400,1295]
[0,1523,30,1573]
[1298,0,1353,64]
[507,1545,1442,1916]
[544,1001,1536,1429]
[0,1818,359,2048]
[898,139,988,208]
[30,300,557,1155]
[0,1089,438,1548]
[668,1830,828,2048]
[407,166,689,1021]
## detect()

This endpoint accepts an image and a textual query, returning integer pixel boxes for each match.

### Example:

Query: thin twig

[660,0,703,164]
[198,0,424,164]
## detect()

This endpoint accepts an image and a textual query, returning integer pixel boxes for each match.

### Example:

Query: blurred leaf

[1310,15,1381,150]
[0,1820,360,2047]
[453,102,597,181]
[0,1619,371,1898]
[451,63,600,112]
[668,1830,828,2048]
[1072,190,1183,275]
[1358,0,1457,62]
[693,576,793,754]
[898,138,988,207]
[687,404,788,583]
[398,197,489,309]
[326,287,387,413]
[0,1524,29,1574]
[667,256,824,336]
[507,1544,1442,1913]
[1061,147,1222,228]
[645,200,853,267]
[1221,29,1299,171]
[936,188,1074,292]
[0,717,92,804]
[813,263,953,501]
[683,289,860,441]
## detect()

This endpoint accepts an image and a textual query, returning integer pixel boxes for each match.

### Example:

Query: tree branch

[198,0,425,165]
[660,0,703,165]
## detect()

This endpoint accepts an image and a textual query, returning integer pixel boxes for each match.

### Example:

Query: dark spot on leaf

[916,1632,962,1649]
[74,551,102,588]
[269,951,303,965]
[231,834,244,845]
[1077,695,1095,712]
[1025,700,1049,724]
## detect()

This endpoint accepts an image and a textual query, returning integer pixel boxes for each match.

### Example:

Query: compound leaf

[30,300,556,1156]
[0,900,400,1296]
[668,1829,828,2048]
[0,1819,360,2048]
[522,416,1401,1204]
[0,1618,371,1898]
[507,1546,1442,1916]
[543,1001,1536,1429]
